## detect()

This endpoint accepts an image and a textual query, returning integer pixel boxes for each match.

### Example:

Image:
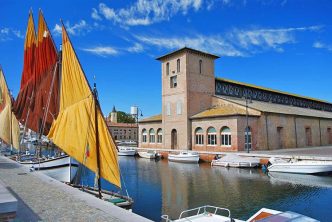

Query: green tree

[117,111,136,123]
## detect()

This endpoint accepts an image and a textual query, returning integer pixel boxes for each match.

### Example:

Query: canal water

[79,157,332,222]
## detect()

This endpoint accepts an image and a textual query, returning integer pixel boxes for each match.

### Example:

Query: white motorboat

[19,155,78,183]
[267,157,332,174]
[161,205,318,222]
[168,151,200,163]
[138,150,158,159]
[118,146,137,156]
[211,154,260,168]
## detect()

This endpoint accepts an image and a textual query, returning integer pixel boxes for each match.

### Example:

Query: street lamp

[130,106,143,146]
[244,91,252,153]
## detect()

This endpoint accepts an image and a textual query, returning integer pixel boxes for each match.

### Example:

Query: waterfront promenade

[0,156,151,222]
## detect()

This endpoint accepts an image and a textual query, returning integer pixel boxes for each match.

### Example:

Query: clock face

[0,85,5,112]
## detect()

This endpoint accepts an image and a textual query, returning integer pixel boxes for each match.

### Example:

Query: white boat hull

[19,156,78,182]
[212,160,259,168]
[168,154,200,163]
[138,151,156,159]
[268,161,332,174]
[118,146,137,156]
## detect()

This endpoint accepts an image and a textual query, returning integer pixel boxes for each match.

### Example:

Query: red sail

[13,10,59,135]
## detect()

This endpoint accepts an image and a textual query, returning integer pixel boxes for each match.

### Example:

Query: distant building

[106,106,138,142]
[139,47,332,152]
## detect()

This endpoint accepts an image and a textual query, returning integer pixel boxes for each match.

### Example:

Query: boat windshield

[256,211,319,222]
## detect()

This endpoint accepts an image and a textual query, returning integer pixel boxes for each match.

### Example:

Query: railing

[161,205,231,222]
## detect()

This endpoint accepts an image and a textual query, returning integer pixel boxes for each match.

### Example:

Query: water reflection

[81,157,332,222]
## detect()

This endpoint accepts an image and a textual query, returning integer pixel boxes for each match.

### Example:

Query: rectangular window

[166,102,171,116]
[176,101,182,115]
[195,135,204,145]
[208,135,217,145]
[149,135,155,143]
[157,135,162,143]
[221,134,231,146]
[170,76,177,88]
[142,135,147,143]
[245,134,252,150]
[166,62,170,75]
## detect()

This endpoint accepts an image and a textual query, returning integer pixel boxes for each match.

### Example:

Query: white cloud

[0,27,23,41]
[127,43,144,53]
[91,8,102,21]
[96,0,204,27]
[81,46,118,57]
[134,25,321,57]
[313,41,332,52]
[52,20,91,36]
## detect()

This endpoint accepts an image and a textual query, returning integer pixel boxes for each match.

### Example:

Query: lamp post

[130,106,143,147]
[245,92,251,153]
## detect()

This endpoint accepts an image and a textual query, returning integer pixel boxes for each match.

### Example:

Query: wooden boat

[67,184,134,210]
[161,205,319,222]
[168,151,200,163]
[118,146,137,156]
[267,157,332,174]
[19,155,78,183]
[211,154,260,168]
[138,150,158,159]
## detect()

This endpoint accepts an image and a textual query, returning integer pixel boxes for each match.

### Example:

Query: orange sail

[13,10,59,135]
[48,25,121,188]
[0,67,20,149]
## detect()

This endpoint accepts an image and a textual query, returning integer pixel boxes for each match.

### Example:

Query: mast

[93,82,102,199]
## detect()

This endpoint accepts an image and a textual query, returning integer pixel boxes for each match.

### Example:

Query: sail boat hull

[19,155,79,183]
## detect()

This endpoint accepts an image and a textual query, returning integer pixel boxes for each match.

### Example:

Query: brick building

[106,106,138,142]
[139,47,332,152]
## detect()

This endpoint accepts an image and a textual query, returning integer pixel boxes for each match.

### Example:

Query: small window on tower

[170,76,177,88]
[177,59,180,72]
[199,60,202,74]
[166,62,170,75]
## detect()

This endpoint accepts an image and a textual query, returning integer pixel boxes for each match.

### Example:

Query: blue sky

[1,0,332,118]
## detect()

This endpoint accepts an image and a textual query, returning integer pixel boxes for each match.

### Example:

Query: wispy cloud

[53,20,91,36]
[313,41,332,52]
[134,25,322,57]
[93,0,204,26]
[0,27,23,41]
[127,43,144,53]
[81,46,118,57]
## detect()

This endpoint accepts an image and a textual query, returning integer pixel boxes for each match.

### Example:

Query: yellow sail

[0,68,20,149]
[48,26,121,188]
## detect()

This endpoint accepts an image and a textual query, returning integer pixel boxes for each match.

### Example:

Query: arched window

[166,62,170,75]
[149,129,155,143]
[157,129,163,143]
[221,127,231,146]
[177,59,180,72]
[142,129,147,143]
[195,127,204,145]
[199,59,202,74]
[245,126,252,150]
[207,127,217,145]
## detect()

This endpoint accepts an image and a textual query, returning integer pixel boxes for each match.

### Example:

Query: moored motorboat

[161,205,319,222]
[118,146,137,156]
[19,155,79,183]
[138,150,158,159]
[168,151,200,163]
[267,157,332,174]
[211,154,260,168]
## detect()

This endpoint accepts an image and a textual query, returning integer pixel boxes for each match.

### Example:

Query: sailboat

[14,10,78,183]
[0,67,20,154]
[46,22,132,207]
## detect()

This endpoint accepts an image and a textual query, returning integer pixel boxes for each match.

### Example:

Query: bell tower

[110,105,117,123]
[157,47,219,150]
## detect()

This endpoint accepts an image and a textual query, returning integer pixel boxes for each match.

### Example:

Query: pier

[0,156,151,222]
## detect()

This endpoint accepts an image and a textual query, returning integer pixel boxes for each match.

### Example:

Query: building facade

[139,47,332,152]
[106,106,138,142]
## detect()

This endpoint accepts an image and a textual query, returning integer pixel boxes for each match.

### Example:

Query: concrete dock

[0,156,152,222]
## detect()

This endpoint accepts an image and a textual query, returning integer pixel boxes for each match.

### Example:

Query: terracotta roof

[107,122,137,128]
[139,114,162,123]
[156,47,220,61]
[216,77,331,104]
[217,95,332,119]
[191,104,260,119]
